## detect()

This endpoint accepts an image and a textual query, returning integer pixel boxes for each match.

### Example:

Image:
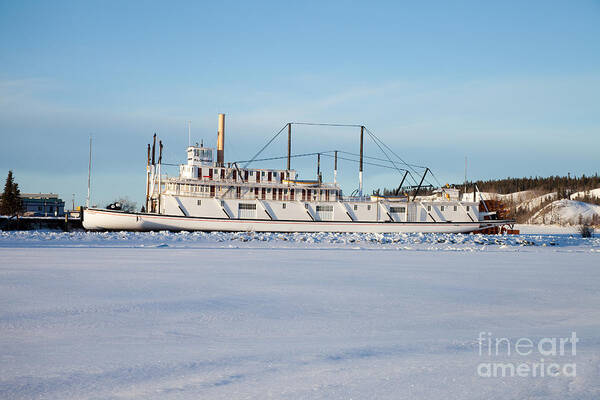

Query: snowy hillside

[462,188,600,226]
[515,192,558,213]
[529,199,600,225]
[570,188,600,200]
[461,190,536,202]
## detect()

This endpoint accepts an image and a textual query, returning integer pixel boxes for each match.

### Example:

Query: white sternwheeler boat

[83,114,514,233]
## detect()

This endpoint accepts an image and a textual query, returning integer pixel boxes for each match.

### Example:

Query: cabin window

[238,203,257,219]
[454,205,458,211]
[390,207,406,213]
[353,205,358,211]
[316,205,333,221]
[316,205,333,212]
[197,200,201,206]
[282,203,286,209]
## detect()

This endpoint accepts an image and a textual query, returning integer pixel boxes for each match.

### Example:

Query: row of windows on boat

[425,205,470,212]
[182,167,288,182]
[204,202,358,213]
[167,183,339,201]
[193,201,470,214]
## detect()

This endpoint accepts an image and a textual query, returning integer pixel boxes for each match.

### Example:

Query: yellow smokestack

[217,113,225,165]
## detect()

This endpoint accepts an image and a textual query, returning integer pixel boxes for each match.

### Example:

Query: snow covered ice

[1,231,599,399]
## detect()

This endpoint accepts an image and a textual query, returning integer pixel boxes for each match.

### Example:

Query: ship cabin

[146,114,482,224]
[166,143,342,203]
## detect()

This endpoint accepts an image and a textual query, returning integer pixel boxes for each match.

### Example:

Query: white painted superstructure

[83,115,513,232]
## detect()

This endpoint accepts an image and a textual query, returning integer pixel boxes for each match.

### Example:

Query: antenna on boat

[151,133,156,165]
[159,140,163,164]
[86,135,92,208]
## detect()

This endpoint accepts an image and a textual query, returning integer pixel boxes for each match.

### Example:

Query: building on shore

[20,193,65,217]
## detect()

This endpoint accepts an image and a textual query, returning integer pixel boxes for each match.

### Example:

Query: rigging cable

[241,124,289,169]
[364,126,438,188]
[364,129,419,187]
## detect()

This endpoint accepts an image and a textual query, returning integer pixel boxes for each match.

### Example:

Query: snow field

[0,234,599,399]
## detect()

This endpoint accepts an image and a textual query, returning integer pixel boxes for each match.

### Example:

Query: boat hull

[83,208,512,234]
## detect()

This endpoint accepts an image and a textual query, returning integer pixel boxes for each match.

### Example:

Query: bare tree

[107,197,137,213]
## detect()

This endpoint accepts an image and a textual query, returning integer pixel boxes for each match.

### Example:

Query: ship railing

[339,196,373,202]
[163,189,342,202]
[163,176,339,189]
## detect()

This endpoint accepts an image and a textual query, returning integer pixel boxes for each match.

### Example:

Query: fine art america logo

[477,332,578,378]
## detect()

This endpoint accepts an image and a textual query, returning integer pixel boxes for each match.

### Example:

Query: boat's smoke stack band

[217,113,225,165]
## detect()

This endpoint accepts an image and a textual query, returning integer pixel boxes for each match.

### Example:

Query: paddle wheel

[474,199,519,234]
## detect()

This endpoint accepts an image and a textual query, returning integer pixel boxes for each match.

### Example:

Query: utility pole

[464,156,467,194]
[86,136,92,208]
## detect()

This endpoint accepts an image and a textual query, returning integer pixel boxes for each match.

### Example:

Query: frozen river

[1,231,599,399]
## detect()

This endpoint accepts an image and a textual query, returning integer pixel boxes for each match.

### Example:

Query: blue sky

[1,0,599,208]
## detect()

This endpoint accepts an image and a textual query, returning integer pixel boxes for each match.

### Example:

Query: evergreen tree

[0,171,23,216]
